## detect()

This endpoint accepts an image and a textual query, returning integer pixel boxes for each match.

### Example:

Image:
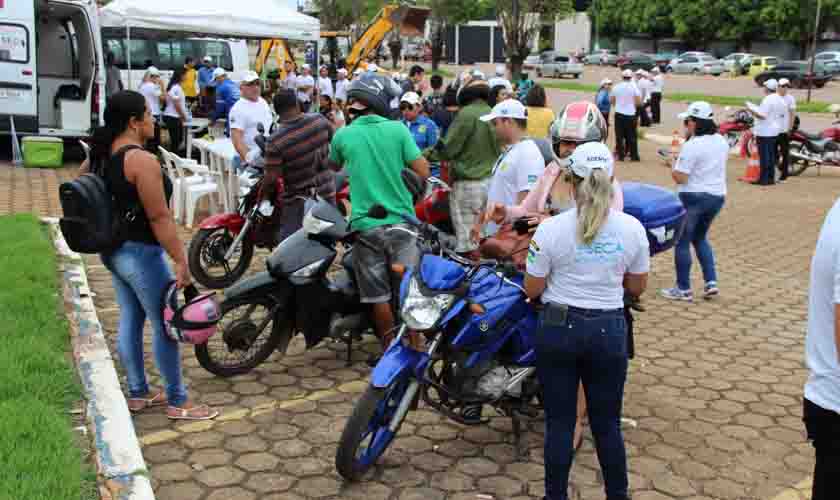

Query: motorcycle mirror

[257,123,265,134]
[367,205,388,219]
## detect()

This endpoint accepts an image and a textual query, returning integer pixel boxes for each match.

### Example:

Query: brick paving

[1,135,833,499]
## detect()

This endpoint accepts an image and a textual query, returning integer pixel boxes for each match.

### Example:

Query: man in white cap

[747,78,787,185]
[611,69,642,161]
[474,99,546,238]
[317,65,334,101]
[211,67,241,132]
[776,78,797,181]
[229,71,273,168]
[650,67,664,124]
[400,92,439,152]
[334,68,350,105]
[197,56,216,111]
[296,64,315,112]
[488,65,513,92]
[635,70,652,127]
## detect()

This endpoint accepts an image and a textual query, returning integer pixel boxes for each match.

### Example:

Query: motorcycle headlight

[291,259,326,278]
[400,276,458,331]
[302,211,334,235]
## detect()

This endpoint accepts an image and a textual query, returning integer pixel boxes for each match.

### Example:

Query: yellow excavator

[255,4,429,78]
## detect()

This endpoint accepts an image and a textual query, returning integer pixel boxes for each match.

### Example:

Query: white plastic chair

[171,153,221,228]
[159,147,216,224]
[207,152,232,213]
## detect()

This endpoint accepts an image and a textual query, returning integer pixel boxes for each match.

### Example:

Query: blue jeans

[675,192,725,291]
[535,306,629,500]
[101,241,187,406]
[757,135,777,185]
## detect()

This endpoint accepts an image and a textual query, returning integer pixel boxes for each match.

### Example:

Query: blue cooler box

[622,182,686,256]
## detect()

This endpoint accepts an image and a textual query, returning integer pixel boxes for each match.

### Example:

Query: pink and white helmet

[162,283,220,344]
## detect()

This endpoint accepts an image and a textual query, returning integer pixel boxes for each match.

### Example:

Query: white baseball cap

[337,68,348,75]
[678,101,714,120]
[212,67,227,79]
[652,67,661,73]
[480,99,527,122]
[301,63,311,71]
[241,70,260,84]
[600,78,613,87]
[495,65,506,77]
[778,78,790,87]
[471,69,486,81]
[202,56,212,63]
[145,66,161,77]
[622,69,634,78]
[764,78,778,90]
[567,142,614,179]
[400,92,422,106]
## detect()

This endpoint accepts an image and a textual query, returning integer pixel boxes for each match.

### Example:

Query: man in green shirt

[428,78,500,258]
[329,73,430,358]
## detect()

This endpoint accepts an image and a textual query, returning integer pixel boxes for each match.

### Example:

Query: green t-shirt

[329,115,422,231]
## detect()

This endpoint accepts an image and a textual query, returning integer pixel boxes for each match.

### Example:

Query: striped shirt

[265,113,336,202]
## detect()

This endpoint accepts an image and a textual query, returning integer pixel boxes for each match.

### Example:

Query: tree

[421,0,491,71]
[588,0,632,47]
[760,0,840,59]
[670,0,726,50]
[497,0,575,80]
[623,0,674,52]
[718,0,765,51]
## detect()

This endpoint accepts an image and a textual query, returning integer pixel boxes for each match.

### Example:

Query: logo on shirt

[527,174,538,185]
[418,125,427,133]
[527,239,540,264]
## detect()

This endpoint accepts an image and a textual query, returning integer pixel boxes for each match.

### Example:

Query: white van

[100,29,249,90]
[1,0,106,137]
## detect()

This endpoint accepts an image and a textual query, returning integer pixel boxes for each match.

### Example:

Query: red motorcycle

[788,117,840,176]
[415,176,453,234]
[719,108,754,150]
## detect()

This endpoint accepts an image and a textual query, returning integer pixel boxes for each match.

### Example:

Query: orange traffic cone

[739,141,760,182]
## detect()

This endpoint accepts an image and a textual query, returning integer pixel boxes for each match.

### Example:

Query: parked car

[749,56,780,77]
[667,51,711,71]
[619,53,656,72]
[723,53,756,74]
[523,54,541,70]
[815,51,840,75]
[755,61,832,88]
[670,54,725,75]
[583,50,618,65]
[652,51,678,70]
[536,52,584,78]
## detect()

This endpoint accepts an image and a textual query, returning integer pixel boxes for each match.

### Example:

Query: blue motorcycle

[335,214,541,481]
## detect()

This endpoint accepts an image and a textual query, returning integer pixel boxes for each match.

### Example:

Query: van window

[0,24,30,63]
[768,58,778,65]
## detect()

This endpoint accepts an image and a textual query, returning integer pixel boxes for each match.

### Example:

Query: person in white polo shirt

[776,78,797,181]
[334,68,350,106]
[229,71,274,168]
[610,69,642,162]
[659,102,728,302]
[804,195,840,500]
[296,64,316,112]
[472,99,546,239]
[317,65,334,101]
[635,70,652,127]
[138,66,165,150]
[747,78,787,185]
[650,67,665,124]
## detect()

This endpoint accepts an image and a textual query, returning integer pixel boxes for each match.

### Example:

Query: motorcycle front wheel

[788,141,811,177]
[195,296,290,377]
[188,227,255,289]
[335,378,413,481]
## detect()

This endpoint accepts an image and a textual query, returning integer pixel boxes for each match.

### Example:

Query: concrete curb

[43,218,155,500]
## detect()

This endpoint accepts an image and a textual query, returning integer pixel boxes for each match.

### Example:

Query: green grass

[541,81,833,114]
[430,68,455,78]
[0,214,95,500]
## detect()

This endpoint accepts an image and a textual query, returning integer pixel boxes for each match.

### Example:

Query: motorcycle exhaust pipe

[790,149,824,164]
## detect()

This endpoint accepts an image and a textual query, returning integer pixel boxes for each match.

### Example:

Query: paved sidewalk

[1,139,831,499]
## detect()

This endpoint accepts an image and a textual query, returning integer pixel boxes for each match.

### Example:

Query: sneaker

[659,287,693,302]
[703,282,720,299]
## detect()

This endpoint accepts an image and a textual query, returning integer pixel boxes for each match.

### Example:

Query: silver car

[583,50,618,66]
[671,54,725,75]
[815,51,840,75]
[723,53,756,72]
[536,52,584,78]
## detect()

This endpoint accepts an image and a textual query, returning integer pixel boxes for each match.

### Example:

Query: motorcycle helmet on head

[549,101,608,151]
[346,72,402,118]
[162,283,220,344]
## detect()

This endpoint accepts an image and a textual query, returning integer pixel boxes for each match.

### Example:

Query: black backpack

[58,145,142,254]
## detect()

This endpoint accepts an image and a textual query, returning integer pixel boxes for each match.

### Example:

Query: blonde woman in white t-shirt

[524,142,650,500]
[660,102,728,302]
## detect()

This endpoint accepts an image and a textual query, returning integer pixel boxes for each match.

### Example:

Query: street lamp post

[593,0,599,51]
[807,0,822,103]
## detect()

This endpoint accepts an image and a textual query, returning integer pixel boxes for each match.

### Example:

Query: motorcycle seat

[799,130,825,141]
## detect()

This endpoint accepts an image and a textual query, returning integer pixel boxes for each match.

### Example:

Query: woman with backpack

[81,91,218,421]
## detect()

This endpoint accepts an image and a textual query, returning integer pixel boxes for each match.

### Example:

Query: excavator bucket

[388,5,430,37]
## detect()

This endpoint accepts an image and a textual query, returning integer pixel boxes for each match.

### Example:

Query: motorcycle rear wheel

[788,141,811,177]
[188,227,255,289]
[195,296,290,377]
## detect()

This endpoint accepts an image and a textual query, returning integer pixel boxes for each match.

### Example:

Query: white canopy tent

[100,0,320,85]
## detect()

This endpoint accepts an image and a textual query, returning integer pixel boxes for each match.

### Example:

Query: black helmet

[346,72,402,118]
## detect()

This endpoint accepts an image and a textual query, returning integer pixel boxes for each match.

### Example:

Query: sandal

[166,404,219,421]
[127,391,167,413]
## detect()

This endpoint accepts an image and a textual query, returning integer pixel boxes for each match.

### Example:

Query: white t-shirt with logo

[754,93,787,137]
[805,197,840,413]
[229,97,274,155]
[527,209,650,310]
[296,75,315,103]
[611,81,640,116]
[673,133,729,197]
[164,84,187,118]
[335,79,350,102]
[139,81,163,116]
[652,74,664,93]
[780,94,797,133]
[486,139,545,234]
[318,76,334,98]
